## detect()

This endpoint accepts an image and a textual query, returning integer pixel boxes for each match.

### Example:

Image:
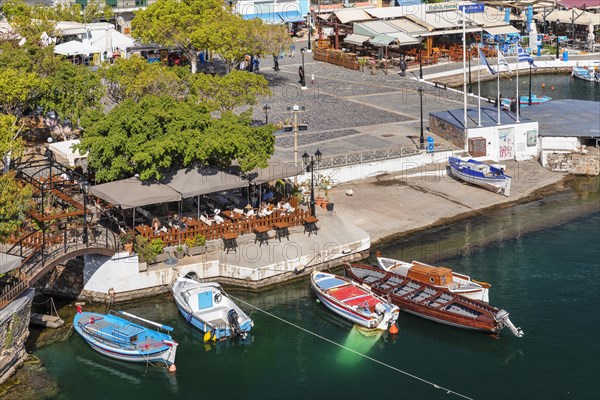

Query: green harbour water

[471,72,600,102]
[34,177,600,400]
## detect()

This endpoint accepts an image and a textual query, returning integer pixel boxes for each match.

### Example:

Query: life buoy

[214,292,222,304]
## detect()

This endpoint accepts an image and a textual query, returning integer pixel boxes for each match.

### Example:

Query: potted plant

[357,57,368,72]
[120,231,136,255]
[135,237,165,271]
[185,234,207,257]
[174,244,184,259]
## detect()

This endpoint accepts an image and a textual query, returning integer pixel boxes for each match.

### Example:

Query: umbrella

[53,40,100,56]
[529,20,538,50]
[589,21,596,49]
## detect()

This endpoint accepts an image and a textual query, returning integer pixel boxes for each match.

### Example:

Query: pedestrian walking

[299,66,305,86]
[290,43,295,58]
[398,58,407,77]
[273,54,280,71]
[311,73,315,84]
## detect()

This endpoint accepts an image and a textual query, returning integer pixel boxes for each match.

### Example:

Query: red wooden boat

[344,263,523,337]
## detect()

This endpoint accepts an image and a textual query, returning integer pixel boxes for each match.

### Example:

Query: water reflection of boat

[338,325,383,365]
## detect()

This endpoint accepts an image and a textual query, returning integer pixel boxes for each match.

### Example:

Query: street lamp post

[418,86,424,150]
[80,180,90,245]
[302,149,322,217]
[262,104,271,125]
[418,36,423,80]
[528,63,533,105]
[300,48,306,88]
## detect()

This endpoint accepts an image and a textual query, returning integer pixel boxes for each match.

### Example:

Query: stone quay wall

[547,152,600,176]
[0,289,34,385]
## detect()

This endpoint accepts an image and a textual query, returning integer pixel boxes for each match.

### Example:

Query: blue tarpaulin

[504,8,510,24]
[277,10,305,23]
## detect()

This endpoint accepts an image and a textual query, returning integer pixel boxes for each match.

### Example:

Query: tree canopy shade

[99,55,186,104]
[189,70,270,112]
[131,0,224,74]
[76,96,275,182]
[0,172,33,242]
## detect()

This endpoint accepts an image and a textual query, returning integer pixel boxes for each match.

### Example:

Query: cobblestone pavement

[251,47,467,162]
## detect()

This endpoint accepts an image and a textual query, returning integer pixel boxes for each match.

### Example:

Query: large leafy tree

[188,70,270,112]
[1,0,56,47]
[41,61,104,127]
[76,96,275,182]
[132,0,224,74]
[0,172,33,242]
[99,55,186,104]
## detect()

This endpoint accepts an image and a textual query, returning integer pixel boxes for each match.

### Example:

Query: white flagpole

[477,41,481,127]
[497,44,501,125]
[462,9,468,131]
[516,44,520,123]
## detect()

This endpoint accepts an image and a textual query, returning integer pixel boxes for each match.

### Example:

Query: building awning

[278,10,305,23]
[485,25,520,36]
[0,253,22,274]
[344,33,372,46]
[331,9,373,24]
[388,31,419,46]
[161,167,246,199]
[370,33,398,46]
[90,177,182,209]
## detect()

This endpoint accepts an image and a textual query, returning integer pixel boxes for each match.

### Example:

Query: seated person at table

[258,203,273,217]
[172,214,186,229]
[244,205,255,217]
[152,218,162,234]
[213,209,224,224]
[281,198,295,213]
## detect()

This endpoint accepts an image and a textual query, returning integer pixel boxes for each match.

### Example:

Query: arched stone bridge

[1,224,120,309]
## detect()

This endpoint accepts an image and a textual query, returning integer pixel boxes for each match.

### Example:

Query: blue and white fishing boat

[448,157,512,197]
[572,61,600,82]
[171,277,253,341]
[311,270,399,331]
[73,309,178,367]
[501,94,551,109]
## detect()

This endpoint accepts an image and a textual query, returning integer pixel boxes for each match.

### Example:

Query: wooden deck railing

[137,209,311,246]
[0,279,29,310]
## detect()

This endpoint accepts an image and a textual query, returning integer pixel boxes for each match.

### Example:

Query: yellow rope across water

[229,294,474,400]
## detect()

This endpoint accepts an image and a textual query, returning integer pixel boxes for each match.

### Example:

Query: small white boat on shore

[172,277,253,341]
[377,256,491,302]
[448,157,511,197]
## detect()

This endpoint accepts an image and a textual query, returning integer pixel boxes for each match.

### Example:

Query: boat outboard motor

[227,309,245,339]
[375,302,386,316]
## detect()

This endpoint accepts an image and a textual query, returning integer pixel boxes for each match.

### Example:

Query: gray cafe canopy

[1,253,22,274]
[90,177,182,209]
[245,161,304,185]
[161,167,246,198]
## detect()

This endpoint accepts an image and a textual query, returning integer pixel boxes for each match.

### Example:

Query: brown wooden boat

[344,263,524,337]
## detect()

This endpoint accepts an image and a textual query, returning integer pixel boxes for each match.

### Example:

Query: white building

[430,107,539,161]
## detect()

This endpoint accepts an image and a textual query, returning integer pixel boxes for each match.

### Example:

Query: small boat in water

[448,157,511,196]
[73,309,178,366]
[502,94,552,109]
[572,62,600,82]
[345,263,524,337]
[376,255,490,302]
[171,277,253,341]
[311,270,399,331]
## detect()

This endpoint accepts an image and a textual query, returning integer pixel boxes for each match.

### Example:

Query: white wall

[296,150,453,185]
[467,122,538,161]
[539,136,582,167]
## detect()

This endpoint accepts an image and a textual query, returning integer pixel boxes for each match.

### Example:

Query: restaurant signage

[459,4,485,13]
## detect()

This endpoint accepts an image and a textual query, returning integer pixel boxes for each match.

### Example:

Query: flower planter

[185,245,207,257]
[326,203,335,212]
[174,250,184,259]
[138,262,147,272]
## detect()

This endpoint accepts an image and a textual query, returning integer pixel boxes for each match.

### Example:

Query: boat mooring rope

[229,294,474,400]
